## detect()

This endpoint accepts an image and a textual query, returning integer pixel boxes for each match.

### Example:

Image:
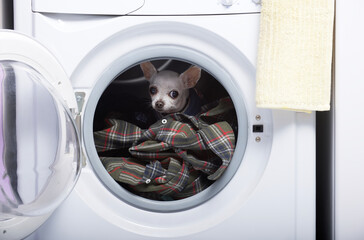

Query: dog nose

[155,101,164,109]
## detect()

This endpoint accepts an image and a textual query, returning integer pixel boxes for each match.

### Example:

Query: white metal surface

[7,0,316,239]
[335,1,364,239]
[32,0,260,15]
[32,0,144,15]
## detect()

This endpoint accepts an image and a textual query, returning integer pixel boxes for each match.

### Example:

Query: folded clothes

[93,97,237,200]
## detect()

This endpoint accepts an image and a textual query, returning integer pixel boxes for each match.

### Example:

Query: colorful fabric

[94,97,237,200]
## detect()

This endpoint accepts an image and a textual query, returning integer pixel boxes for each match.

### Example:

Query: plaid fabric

[94,97,237,200]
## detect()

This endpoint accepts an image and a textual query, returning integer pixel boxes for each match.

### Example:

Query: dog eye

[149,87,158,95]
[169,90,179,99]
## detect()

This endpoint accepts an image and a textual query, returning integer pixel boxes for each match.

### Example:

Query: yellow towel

[256,0,335,112]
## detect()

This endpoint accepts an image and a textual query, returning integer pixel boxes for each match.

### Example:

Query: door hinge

[74,91,87,167]
[75,92,86,113]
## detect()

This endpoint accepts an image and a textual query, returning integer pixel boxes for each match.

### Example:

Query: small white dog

[140,61,202,115]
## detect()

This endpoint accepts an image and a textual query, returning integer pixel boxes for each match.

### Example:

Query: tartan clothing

[94,97,237,200]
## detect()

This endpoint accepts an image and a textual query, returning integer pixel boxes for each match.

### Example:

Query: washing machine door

[0,31,82,239]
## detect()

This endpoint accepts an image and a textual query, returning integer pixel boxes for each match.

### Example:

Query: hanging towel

[256,0,335,112]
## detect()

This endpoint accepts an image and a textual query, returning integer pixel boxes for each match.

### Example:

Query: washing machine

[0,0,316,239]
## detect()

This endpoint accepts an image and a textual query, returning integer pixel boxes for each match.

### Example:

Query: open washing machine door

[0,31,82,239]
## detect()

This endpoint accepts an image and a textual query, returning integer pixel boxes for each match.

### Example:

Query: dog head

[140,61,201,114]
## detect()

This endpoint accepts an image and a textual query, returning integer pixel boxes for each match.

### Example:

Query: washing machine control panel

[220,0,235,6]
[221,0,261,7]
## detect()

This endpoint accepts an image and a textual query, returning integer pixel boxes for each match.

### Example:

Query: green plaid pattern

[94,97,237,200]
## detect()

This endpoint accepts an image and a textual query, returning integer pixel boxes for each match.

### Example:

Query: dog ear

[180,66,201,89]
[140,61,157,81]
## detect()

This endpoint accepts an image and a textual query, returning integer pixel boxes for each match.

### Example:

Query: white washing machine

[0,0,316,239]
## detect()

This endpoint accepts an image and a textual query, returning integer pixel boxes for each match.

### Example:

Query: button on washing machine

[220,0,235,7]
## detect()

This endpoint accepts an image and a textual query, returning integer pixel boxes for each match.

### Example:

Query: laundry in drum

[93,97,238,201]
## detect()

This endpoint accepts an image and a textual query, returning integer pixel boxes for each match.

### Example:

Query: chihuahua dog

[140,61,202,116]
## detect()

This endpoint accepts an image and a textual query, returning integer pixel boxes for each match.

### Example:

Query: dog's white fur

[140,61,201,114]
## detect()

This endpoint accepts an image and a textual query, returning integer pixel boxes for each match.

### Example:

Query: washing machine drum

[92,58,238,204]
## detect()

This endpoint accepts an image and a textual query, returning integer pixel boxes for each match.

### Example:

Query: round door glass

[0,61,81,218]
